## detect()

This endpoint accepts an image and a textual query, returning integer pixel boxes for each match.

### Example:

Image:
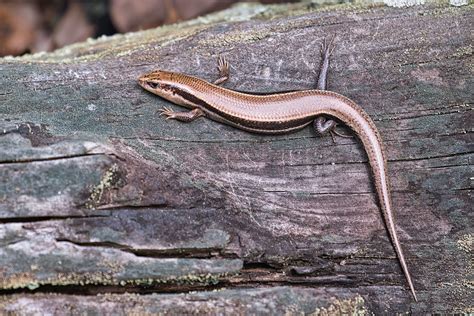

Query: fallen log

[0,1,472,314]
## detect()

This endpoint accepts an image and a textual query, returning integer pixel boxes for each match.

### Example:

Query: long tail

[357,111,418,301]
[374,168,418,301]
[327,94,418,301]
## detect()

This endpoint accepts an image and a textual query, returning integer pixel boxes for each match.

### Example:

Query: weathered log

[0,1,472,314]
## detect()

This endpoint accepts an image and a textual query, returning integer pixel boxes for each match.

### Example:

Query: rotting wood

[0,2,472,314]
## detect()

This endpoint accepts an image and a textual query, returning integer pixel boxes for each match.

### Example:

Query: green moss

[86,163,119,209]
[452,45,473,58]
[456,234,473,253]
[2,269,235,290]
[117,271,234,287]
[438,280,474,313]
[310,295,367,315]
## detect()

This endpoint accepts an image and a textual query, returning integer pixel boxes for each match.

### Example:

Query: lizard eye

[148,82,159,89]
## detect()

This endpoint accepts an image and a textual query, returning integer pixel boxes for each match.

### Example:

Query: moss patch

[310,295,367,316]
[86,163,120,209]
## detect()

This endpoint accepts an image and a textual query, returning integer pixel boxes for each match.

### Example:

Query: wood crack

[0,153,107,165]
[55,238,230,259]
[0,215,108,224]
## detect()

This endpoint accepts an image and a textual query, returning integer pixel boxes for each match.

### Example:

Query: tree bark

[0,2,472,314]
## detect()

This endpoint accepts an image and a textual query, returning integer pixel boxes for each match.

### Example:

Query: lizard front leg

[213,55,230,85]
[159,107,205,122]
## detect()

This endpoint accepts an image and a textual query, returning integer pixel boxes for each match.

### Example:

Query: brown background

[0,0,298,56]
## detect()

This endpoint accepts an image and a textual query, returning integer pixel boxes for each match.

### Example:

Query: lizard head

[138,70,194,107]
[138,70,175,94]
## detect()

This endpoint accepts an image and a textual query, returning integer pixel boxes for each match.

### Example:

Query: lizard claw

[217,55,229,74]
[159,106,176,119]
[321,35,336,57]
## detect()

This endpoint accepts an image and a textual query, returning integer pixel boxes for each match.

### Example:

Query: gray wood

[0,2,472,314]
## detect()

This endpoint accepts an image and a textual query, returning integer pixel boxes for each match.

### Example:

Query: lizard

[137,38,418,301]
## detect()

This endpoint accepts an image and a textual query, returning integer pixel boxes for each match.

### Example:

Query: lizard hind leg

[314,37,337,141]
[317,35,336,90]
[314,35,352,142]
[313,117,353,143]
[314,116,336,135]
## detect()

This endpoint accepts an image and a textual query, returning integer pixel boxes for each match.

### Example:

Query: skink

[138,39,417,301]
